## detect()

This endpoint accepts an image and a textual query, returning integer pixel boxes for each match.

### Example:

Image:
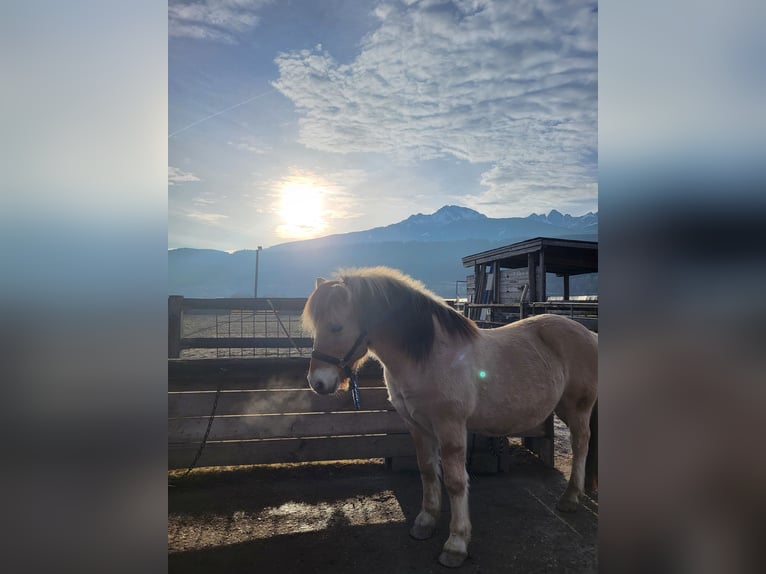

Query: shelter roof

[461,237,598,276]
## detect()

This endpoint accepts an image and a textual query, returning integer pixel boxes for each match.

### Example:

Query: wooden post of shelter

[519,283,528,319]
[527,253,537,303]
[168,295,184,358]
[471,263,485,321]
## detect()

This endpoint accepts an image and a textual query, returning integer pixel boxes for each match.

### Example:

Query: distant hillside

[169,206,598,299]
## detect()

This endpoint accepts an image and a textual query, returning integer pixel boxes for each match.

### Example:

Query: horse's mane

[315,266,479,362]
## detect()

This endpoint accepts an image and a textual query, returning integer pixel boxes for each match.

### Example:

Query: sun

[276,177,328,239]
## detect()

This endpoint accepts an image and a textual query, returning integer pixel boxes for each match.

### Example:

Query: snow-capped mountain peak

[528,209,597,229]
[403,205,487,226]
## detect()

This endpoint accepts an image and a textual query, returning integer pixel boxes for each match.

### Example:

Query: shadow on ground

[169,445,597,573]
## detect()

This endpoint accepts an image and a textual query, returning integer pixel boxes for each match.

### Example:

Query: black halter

[310,330,368,376]
[311,330,367,409]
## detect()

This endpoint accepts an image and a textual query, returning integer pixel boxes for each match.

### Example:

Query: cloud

[169,0,273,44]
[168,165,201,185]
[272,0,597,210]
[186,210,229,224]
[228,137,269,154]
[466,164,598,214]
[192,192,221,207]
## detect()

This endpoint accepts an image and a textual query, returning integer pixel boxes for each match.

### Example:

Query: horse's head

[303,278,369,395]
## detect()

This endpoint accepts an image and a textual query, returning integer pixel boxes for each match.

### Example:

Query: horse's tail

[584,400,598,492]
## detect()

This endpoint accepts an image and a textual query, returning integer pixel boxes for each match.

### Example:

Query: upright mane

[335,266,479,362]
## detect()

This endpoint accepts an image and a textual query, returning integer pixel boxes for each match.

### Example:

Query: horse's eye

[330,324,343,334]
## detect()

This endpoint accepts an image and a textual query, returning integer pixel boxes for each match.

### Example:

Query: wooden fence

[169,358,419,469]
[466,300,598,331]
[168,297,556,471]
[169,356,553,471]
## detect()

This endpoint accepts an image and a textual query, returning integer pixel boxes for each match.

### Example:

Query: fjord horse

[303,267,598,567]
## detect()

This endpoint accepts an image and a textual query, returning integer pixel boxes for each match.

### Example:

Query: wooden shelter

[462,237,598,323]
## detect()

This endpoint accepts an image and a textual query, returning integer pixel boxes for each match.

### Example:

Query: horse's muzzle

[307,366,339,395]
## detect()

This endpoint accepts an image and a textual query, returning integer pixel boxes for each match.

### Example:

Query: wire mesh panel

[175,299,313,359]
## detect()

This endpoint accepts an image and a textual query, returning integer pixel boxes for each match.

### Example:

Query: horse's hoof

[409,523,435,540]
[438,550,467,568]
[556,498,579,513]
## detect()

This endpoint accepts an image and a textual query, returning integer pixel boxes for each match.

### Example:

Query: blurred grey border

[1,2,167,573]
[1,1,764,573]
[600,2,765,573]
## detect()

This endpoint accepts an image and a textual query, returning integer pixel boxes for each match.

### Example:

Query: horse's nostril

[314,380,325,393]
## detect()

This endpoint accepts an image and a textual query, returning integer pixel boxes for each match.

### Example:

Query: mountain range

[169,206,598,299]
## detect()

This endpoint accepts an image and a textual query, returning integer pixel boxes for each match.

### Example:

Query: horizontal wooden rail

[168,357,384,391]
[169,388,393,417]
[181,297,307,312]
[530,301,598,314]
[169,410,408,443]
[465,301,598,314]
[168,435,416,469]
[465,300,598,333]
[180,337,313,350]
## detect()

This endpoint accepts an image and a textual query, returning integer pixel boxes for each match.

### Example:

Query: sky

[169,0,598,251]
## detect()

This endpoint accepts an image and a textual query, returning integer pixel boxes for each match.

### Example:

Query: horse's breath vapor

[305,266,597,567]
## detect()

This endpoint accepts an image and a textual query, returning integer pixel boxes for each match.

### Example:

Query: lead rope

[170,367,226,485]
[349,371,361,409]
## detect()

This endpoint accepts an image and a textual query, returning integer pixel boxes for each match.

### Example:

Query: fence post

[522,415,554,468]
[168,295,184,358]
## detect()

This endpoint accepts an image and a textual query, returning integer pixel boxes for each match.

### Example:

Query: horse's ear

[315,277,328,289]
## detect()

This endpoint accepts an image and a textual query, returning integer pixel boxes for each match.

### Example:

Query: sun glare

[276,177,328,239]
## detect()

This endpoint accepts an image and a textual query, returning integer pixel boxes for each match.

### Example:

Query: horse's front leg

[437,426,471,568]
[407,424,442,540]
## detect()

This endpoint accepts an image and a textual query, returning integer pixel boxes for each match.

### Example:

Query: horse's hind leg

[408,425,442,540]
[555,401,594,512]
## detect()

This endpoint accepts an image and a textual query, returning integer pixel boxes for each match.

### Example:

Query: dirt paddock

[168,423,598,573]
